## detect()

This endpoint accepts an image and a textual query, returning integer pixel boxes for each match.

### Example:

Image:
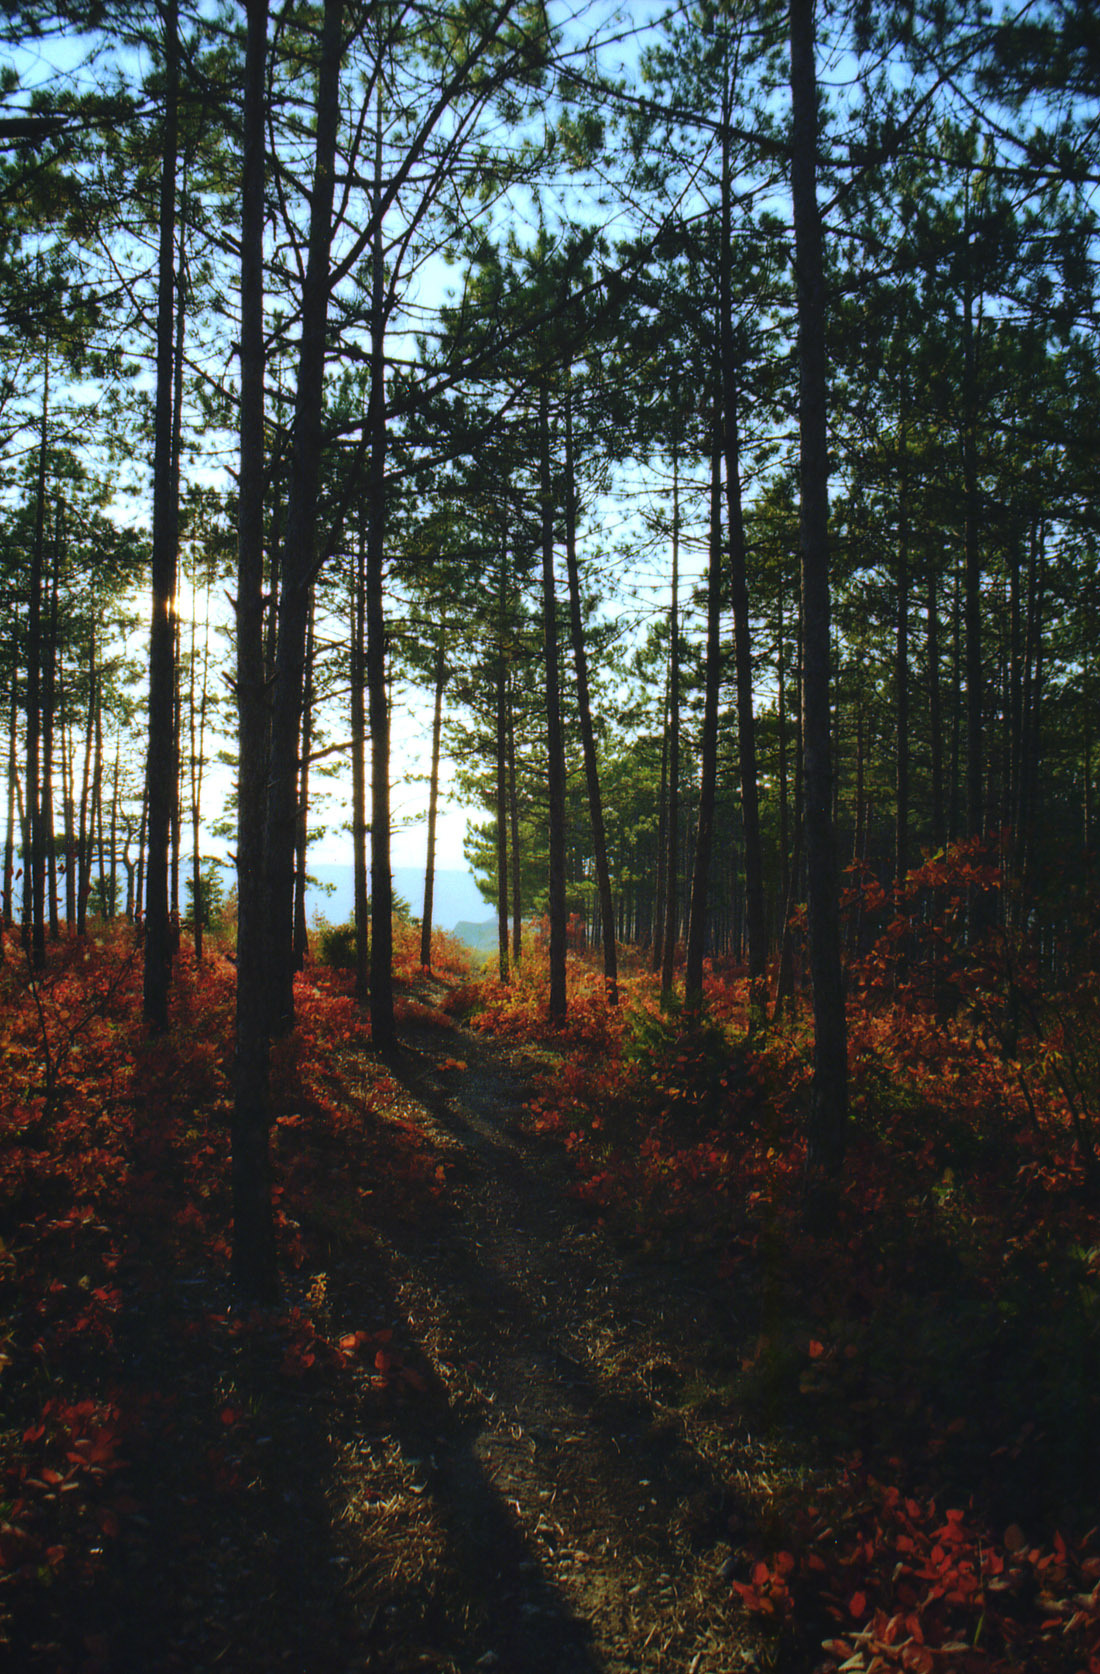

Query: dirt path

[321,1010,767,1674]
[71,1006,777,1674]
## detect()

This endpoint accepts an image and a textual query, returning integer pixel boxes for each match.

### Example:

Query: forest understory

[2,883,1100,1674]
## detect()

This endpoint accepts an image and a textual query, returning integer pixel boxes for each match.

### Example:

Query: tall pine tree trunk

[927,559,945,849]
[790,0,848,1183]
[351,523,369,1006]
[508,689,522,963]
[59,658,75,930]
[143,0,180,1025]
[25,346,48,967]
[265,0,342,1035]
[563,387,617,1005]
[293,600,315,972]
[3,670,17,933]
[366,83,395,1050]
[540,383,567,1023]
[77,633,95,937]
[962,184,984,842]
[495,571,510,985]
[719,103,767,1025]
[43,506,61,940]
[421,634,446,973]
[232,0,277,1303]
[895,407,911,884]
[651,674,669,968]
[189,572,211,962]
[686,400,724,1004]
[661,456,681,1008]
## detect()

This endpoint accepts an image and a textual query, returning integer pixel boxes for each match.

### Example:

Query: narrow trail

[93,999,781,1674]
[325,1006,769,1674]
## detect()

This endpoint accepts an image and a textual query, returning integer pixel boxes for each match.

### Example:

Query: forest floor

[5,971,773,1674]
[6,922,1100,1674]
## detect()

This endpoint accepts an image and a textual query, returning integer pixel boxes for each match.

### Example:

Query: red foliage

[0,923,447,1652]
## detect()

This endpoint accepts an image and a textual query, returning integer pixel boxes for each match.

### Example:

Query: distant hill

[302,863,489,933]
[451,919,500,952]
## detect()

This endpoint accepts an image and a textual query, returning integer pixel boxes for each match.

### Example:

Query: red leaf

[849,1590,868,1619]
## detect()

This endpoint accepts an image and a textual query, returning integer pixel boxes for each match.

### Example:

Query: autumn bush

[0,919,454,1663]
[481,851,1100,1674]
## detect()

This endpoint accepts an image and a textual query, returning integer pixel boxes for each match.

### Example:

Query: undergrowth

[0,915,460,1667]
[472,849,1100,1674]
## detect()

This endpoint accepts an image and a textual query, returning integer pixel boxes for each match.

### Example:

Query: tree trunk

[1018,519,1045,877]
[43,506,61,940]
[719,99,767,1024]
[777,567,791,932]
[264,0,343,1035]
[686,400,724,1005]
[790,0,848,1183]
[540,383,567,1023]
[421,635,446,973]
[25,346,48,967]
[95,698,106,916]
[366,81,395,1051]
[4,671,17,931]
[661,453,681,1008]
[108,740,121,919]
[293,598,315,971]
[962,185,983,841]
[508,686,522,963]
[171,608,182,936]
[77,632,95,937]
[135,791,147,925]
[948,559,962,843]
[563,387,617,1005]
[651,672,669,968]
[189,571,211,962]
[927,557,945,849]
[143,0,180,1026]
[232,0,277,1304]
[895,411,911,884]
[351,522,369,1006]
[495,572,510,985]
[143,0,179,1017]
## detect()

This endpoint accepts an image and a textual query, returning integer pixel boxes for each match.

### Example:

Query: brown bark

[719,98,767,1023]
[77,633,95,937]
[508,687,522,963]
[895,412,911,884]
[563,387,617,1005]
[25,348,48,966]
[962,186,984,841]
[143,0,180,1026]
[790,0,848,1182]
[661,454,681,1008]
[495,580,510,986]
[366,83,395,1052]
[927,558,945,849]
[686,402,724,1005]
[293,600,315,972]
[421,636,446,973]
[351,522,369,1006]
[232,0,277,1303]
[4,672,16,931]
[539,383,568,1023]
[265,0,343,1035]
